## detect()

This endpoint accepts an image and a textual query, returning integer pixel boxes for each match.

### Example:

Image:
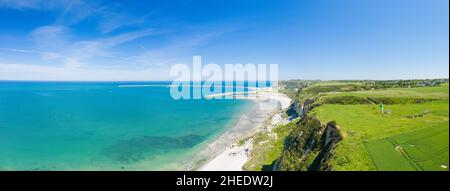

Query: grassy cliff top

[309,83,449,171]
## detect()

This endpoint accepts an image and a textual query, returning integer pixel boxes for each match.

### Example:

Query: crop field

[309,84,449,171]
[365,122,449,171]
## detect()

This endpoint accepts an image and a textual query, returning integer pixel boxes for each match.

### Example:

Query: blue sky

[0,0,448,81]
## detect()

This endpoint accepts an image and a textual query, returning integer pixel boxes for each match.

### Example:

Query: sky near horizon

[0,0,448,81]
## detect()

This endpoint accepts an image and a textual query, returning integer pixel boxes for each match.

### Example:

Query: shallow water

[0,81,254,170]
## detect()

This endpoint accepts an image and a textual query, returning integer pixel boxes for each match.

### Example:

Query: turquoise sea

[0,81,255,170]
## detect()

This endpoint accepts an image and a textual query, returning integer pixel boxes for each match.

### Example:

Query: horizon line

[0,78,448,83]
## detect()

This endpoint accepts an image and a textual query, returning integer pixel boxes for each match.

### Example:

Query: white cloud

[2,27,170,74]
[0,0,99,25]
[0,0,86,12]
[113,31,226,69]
[55,0,99,25]
[0,48,62,61]
[0,0,143,33]
[99,28,160,47]
[0,0,50,9]
[29,25,70,50]
[0,3,235,81]
[94,4,151,34]
[27,27,164,69]
[0,28,228,80]
[0,62,172,81]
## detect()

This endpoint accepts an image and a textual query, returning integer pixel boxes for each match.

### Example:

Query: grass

[365,123,449,171]
[364,138,418,170]
[243,120,297,171]
[309,85,449,171]
[300,83,364,99]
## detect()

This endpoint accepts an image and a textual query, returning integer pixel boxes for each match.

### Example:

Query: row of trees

[359,79,448,89]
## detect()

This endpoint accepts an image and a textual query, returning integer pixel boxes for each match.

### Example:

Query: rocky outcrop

[289,98,318,118]
[275,85,342,171]
[273,117,342,171]
[308,121,342,171]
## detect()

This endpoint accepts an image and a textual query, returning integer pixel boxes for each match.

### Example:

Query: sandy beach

[197,90,291,171]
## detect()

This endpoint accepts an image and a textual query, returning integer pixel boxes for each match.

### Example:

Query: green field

[309,84,449,171]
[325,84,449,99]
[365,123,448,171]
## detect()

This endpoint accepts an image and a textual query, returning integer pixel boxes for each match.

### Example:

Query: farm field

[365,122,448,171]
[309,84,449,171]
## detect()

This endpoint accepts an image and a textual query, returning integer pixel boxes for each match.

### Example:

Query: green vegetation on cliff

[275,116,342,171]
[243,120,297,171]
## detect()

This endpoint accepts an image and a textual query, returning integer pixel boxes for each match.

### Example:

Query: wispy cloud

[0,48,62,60]
[0,0,146,33]
[119,29,230,67]
[0,0,238,80]
[28,26,164,68]
[0,0,57,9]
[0,62,170,81]
[99,28,161,47]
[29,25,70,50]
[0,26,232,80]
[93,3,152,34]
[54,0,100,25]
